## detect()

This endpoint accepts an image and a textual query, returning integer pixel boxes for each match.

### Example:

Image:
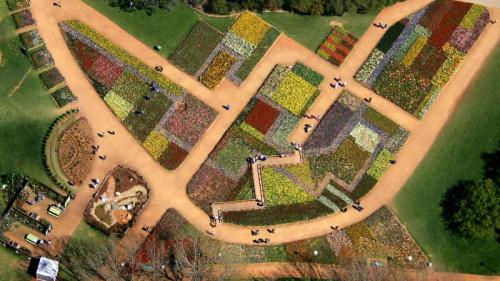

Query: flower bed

[143,131,169,160]
[6,0,30,11]
[261,167,314,207]
[12,9,35,28]
[29,46,54,69]
[164,94,217,146]
[367,149,393,179]
[230,12,270,46]
[258,65,288,97]
[354,0,489,118]
[39,67,65,89]
[291,63,324,87]
[103,90,133,120]
[169,21,224,76]
[236,28,280,80]
[317,26,359,67]
[158,142,188,170]
[272,72,318,115]
[19,29,44,50]
[200,51,236,89]
[349,123,380,153]
[222,31,255,58]
[214,137,252,174]
[51,86,77,108]
[63,20,182,95]
[244,99,280,134]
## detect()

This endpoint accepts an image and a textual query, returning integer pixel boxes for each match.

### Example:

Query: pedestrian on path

[338,81,347,87]
[330,225,339,231]
[108,130,115,135]
[364,97,372,103]
[334,76,341,82]
[97,132,105,138]
[314,114,321,121]
[222,104,231,110]
[99,155,107,160]
[330,82,339,89]
[251,230,259,235]
[390,159,397,164]
[206,230,215,236]
[267,228,275,234]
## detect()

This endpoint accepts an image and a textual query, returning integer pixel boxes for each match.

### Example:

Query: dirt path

[25,0,500,254]
[223,262,500,280]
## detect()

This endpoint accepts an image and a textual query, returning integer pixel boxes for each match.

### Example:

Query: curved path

[26,0,500,251]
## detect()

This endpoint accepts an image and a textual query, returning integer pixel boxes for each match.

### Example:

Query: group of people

[251,228,275,244]
[373,22,388,29]
[330,76,348,89]
[95,130,116,161]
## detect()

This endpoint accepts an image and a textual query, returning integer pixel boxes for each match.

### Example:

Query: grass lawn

[391,47,500,275]
[83,0,234,57]
[0,246,30,280]
[0,1,59,188]
[260,12,376,51]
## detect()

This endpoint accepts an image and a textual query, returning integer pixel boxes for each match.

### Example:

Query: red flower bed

[165,94,218,146]
[159,142,188,170]
[420,0,454,31]
[411,44,447,79]
[72,39,98,70]
[187,163,239,212]
[343,34,357,46]
[89,54,124,88]
[336,44,350,55]
[428,1,471,48]
[245,99,280,134]
[331,51,345,62]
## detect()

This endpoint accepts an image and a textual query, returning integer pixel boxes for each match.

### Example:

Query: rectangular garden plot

[188,62,323,214]
[60,21,217,170]
[317,26,359,67]
[354,0,489,118]
[171,12,280,88]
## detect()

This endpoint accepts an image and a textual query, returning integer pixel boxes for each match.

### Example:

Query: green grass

[260,11,376,51]
[70,221,110,243]
[391,47,500,275]
[0,1,59,189]
[0,246,30,280]
[83,0,234,57]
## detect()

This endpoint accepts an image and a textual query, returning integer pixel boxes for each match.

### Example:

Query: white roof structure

[36,257,59,281]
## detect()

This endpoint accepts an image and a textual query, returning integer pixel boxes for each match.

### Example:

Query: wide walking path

[26,0,500,254]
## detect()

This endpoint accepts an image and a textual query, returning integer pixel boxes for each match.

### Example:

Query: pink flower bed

[89,54,124,88]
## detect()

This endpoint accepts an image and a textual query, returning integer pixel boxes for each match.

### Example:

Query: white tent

[35,257,59,281]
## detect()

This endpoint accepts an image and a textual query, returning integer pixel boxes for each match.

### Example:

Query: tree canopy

[441,141,500,239]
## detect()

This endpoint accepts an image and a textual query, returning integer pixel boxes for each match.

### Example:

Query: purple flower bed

[164,94,218,147]
[12,9,35,28]
[450,10,489,52]
[304,103,353,151]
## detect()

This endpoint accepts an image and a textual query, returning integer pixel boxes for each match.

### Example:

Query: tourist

[279,153,285,158]
[257,201,264,207]
[334,76,341,82]
[267,228,275,233]
[340,207,348,213]
[264,238,270,243]
[222,104,231,110]
[390,159,397,164]
[329,82,338,89]
[339,81,347,87]
[154,66,163,72]
[108,130,115,135]
[206,230,215,236]
[258,154,267,161]
[99,155,107,160]
[251,230,259,235]
[364,97,372,103]
[253,239,260,244]
[314,114,321,121]
[97,132,104,138]
[490,19,497,24]
[330,225,339,230]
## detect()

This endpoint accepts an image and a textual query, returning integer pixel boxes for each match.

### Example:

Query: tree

[108,0,177,15]
[481,140,500,183]
[205,0,230,14]
[440,179,499,239]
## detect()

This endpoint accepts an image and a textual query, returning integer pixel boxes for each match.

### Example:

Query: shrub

[376,22,405,53]
[39,68,65,89]
[159,142,188,170]
[6,0,30,11]
[51,86,77,107]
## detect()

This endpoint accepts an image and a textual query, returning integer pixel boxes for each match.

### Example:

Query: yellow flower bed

[230,12,270,46]
[143,131,169,160]
[103,90,133,120]
[201,51,236,89]
[272,72,317,115]
[402,35,427,67]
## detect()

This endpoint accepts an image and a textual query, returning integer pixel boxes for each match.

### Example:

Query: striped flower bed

[317,26,359,66]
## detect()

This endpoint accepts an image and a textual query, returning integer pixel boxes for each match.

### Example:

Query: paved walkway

[22,0,500,256]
